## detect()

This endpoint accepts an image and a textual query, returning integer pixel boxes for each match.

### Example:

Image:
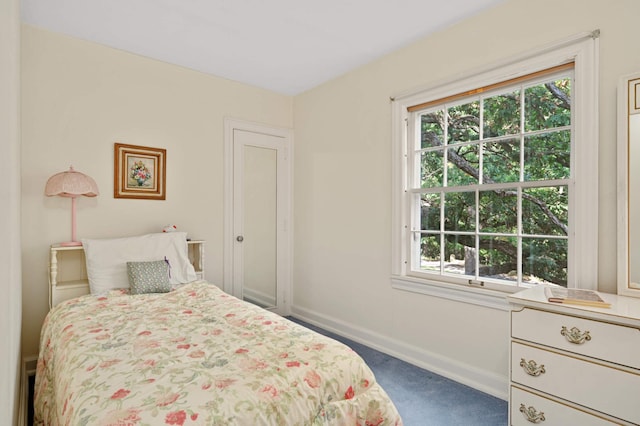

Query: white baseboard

[18,355,38,426]
[289,305,508,401]
[243,287,276,308]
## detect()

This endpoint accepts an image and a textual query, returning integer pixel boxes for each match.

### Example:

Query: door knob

[236,235,244,242]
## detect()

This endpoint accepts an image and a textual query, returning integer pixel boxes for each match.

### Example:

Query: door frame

[223,118,292,315]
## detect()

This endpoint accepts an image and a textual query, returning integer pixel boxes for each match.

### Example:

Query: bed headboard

[48,240,205,308]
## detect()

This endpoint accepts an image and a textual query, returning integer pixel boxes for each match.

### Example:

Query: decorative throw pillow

[83,232,198,295]
[127,260,171,295]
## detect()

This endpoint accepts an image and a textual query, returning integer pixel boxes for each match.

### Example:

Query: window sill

[391,275,512,311]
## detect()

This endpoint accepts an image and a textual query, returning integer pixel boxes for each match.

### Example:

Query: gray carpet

[288,317,508,426]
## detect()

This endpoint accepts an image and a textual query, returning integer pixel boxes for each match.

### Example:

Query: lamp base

[60,241,82,247]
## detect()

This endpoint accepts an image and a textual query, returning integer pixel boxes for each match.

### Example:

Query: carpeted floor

[288,317,508,426]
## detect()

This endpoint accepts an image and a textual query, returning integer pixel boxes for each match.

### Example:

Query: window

[392,34,599,301]
[411,65,572,290]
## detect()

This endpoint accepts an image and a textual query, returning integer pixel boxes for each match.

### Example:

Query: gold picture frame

[114,143,166,200]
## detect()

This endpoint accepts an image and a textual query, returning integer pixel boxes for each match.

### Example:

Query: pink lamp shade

[45,166,99,246]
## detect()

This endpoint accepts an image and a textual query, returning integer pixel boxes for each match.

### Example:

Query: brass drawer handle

[520,403,546,423]
[520,358,546,376]
[560,326,591,344]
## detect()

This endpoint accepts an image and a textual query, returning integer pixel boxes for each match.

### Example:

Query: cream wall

[292,0,640,398]
[1,0,22,422]
[21,25,293,358]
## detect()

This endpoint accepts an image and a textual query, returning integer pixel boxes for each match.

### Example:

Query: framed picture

[114,143,166,200]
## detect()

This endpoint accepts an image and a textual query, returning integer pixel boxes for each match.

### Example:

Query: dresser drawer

[510,386,618,425]
[511,307,640,369]
[511,342,640,424]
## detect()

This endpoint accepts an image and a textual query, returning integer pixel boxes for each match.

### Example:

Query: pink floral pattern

[34,281,402,425]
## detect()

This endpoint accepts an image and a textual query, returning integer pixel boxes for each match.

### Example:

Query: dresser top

[508,286,640,327]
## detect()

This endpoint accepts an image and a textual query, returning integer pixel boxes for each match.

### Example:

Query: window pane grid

[409,70,572,288]
[413,128,572,188]
[407,178,570,195]
[413,231,569,239]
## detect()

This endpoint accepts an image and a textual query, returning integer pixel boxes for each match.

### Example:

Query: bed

[34,233,402,425]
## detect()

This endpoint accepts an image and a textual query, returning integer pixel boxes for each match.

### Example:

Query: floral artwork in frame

[114,143,166,200]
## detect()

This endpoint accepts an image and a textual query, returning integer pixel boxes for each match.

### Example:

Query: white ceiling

[20,0,505,95]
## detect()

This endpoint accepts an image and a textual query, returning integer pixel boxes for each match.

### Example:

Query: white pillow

[82,232,198,295]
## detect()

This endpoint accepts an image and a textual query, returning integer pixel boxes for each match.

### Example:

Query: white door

[224,119,291,315]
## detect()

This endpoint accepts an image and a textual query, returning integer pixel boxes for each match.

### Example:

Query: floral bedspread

[35,281,402,425]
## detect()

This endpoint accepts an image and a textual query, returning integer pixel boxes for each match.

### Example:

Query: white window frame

[391,32,599,308]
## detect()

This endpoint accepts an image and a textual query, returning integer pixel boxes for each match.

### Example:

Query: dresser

[49,240,205,308]
[507,286,640,425]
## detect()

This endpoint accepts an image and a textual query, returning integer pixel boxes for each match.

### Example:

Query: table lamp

[45,166,99,246]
